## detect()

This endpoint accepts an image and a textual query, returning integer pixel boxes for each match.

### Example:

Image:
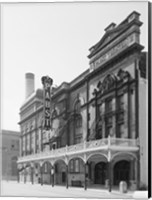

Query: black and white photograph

[0,1,149,199]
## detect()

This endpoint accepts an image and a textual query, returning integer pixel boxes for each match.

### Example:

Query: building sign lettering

[41,76,53,130]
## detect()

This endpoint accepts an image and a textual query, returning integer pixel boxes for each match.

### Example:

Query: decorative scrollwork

[117,69,130,82]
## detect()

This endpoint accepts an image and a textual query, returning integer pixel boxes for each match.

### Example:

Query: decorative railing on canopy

[18,137,138,163]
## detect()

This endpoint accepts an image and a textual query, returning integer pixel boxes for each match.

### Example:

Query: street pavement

[0,180,137,198]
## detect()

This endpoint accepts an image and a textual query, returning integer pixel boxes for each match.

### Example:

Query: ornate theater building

[17,11,148,191]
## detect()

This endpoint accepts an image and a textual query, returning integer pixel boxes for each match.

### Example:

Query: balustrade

[18,137,138,163]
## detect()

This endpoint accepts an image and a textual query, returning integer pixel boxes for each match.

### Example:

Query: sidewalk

[1,180,148,199]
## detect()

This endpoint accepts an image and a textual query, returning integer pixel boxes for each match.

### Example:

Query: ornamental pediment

[93,70,131,96]
[88,11,143,72]
[88,23,127,59]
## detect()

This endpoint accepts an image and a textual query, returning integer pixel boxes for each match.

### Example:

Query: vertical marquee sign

[41,76,53,130]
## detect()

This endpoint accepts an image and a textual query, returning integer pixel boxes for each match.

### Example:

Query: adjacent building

[17,11,148,191]
[1,130,20,181]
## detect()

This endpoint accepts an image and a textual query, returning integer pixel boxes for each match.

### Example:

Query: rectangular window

[75,159,80,173]
[106,116,113,124]
[74,136,82,144]
[106,126,113,137]
[52,142,57,149]
[117,94,124,110]
[44,163,48,173]
[118,123,124,138]
[70,159,80,173]
[70,160,74,172]
[106,98,112,112]
[117,113,124,122]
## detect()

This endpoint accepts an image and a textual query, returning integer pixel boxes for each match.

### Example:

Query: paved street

[1,181,134,198]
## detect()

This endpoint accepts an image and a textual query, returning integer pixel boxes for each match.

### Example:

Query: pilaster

[112,98,116,137]
[101,101,105,138]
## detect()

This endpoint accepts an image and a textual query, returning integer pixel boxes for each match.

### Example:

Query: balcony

[17,137,139,163]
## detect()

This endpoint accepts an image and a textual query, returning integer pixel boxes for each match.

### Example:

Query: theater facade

[17,11,148,191]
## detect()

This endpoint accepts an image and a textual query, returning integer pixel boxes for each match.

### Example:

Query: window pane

[118,123,125,138]
[106,99,112,112]
[118,95,124,109]
[75,159,79,172]
[70,160,74,172]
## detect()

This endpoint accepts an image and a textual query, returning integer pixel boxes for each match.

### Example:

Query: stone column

[107,161,112,192]
[130,88,136,138]
[24,168,26,184]
[130,159,135,181]
[25,134,27,155]
[84,163,87,190]
[101,101,105,138]
[112,98,116,137]
[35,128,37,154]
[123,92,128,138]
[20,136,23,157]
[30,130,32,154]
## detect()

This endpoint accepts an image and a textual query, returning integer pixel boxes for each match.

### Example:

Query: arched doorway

[41,161,52,185]
[94,162,107,185]
[54,160,66,185]
[113,160,130,185]
[68,157,85,187]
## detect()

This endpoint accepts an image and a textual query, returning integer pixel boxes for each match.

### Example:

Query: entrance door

[113,160,130,185]
[94,162,107,184]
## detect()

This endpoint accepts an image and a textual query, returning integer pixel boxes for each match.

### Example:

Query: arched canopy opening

[68,157,85,173]
[113,160,130,186]
[86,154,108,185]
[41,161,52,174]
[54,159,67,185]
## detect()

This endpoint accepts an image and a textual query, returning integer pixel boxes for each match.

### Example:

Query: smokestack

[25,73,35,98]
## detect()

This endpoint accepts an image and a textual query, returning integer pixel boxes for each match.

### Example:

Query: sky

[1,1,148,132]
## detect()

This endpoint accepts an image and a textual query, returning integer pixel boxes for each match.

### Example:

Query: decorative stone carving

[117,69,130,82]
[95,74,117,95]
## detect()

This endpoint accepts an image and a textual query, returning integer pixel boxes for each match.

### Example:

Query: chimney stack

[25,73,35,98]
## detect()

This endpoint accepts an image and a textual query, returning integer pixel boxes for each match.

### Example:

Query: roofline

[88,10,142,57]
[1,129,20,135]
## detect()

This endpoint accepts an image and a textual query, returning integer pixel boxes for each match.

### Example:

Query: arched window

[75,115,82,128]
[74,114,83,144]
[72,100,83,144]
[74,100,81,113]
